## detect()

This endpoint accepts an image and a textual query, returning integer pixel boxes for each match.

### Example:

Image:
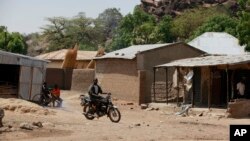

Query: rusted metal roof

[156,54,250,68]
[36,49,97,61]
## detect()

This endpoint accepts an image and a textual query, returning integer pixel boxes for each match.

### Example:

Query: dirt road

[0,91,249,141]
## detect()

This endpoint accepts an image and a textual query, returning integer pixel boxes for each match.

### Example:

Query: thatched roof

[36,49,97,61]
[156,54,250,68]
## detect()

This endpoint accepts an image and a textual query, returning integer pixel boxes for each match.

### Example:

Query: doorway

[0,64,20,98]
[211,70,228,107]
[233,70,250,99]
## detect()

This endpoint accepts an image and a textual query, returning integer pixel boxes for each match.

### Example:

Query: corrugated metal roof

[156,54,250,68]
[95,43,173,60]
[188,32,246,55]
[36,49,97,60]
[0,50,48,68]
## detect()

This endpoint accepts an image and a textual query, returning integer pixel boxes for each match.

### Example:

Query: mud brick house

[155,54,250,117]
[0,50,48,100]
[95,42,204,104]
[36,49,97,69]
[36,49,97,90]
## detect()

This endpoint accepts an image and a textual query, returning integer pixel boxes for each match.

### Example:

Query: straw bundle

[86,47,105,69]
[61,44,78,69]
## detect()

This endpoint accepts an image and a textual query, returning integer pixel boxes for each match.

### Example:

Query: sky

[0,0,141,34]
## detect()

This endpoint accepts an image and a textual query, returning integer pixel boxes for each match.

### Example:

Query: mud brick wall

[96,59,139,102]
[71,69,95,92]
[45,68,73,90]
[228,99,250,118]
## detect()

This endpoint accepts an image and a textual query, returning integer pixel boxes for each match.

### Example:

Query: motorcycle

[80,93,121,123]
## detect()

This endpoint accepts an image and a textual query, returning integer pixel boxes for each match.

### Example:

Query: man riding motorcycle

[88,78,105,117]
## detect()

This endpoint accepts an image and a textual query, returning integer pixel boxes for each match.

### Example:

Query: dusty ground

[0,91,250,141]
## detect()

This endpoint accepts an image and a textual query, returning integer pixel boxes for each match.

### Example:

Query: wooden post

[177,67,180,106]
[153,67,156,102]
[231,70,235,100]
[165,68,168,104]
[192,68,195,107]
[226,67,229,108]
[208,67,213,108]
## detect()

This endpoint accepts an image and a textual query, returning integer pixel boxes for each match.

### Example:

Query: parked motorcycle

[80,93,121,123]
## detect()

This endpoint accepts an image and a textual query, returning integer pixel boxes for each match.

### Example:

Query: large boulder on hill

[140,0,238,17]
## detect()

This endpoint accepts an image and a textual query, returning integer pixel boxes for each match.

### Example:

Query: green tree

[109,6,177,51]
[109,6,158,51]
[96,8,123,39]
[41,13,104,51]
[7,32,27,54]
[0,26,27,54]
[0,26,8,51]
[132,22,157,44]
[69,12,103,50]
[41,17,71,51]
[189,15,238,41]
[237,0,250,51]
[172,6,230,41]
[154,15,175,43]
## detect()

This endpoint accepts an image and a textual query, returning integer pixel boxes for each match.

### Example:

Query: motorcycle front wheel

[108,108,121,123]
[83,105,95,120]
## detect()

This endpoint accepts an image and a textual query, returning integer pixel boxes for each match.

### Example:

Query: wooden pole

[153,67,156,102]
[192,68,195,107]
[208,67,213,108]
[177,67,180,106]
[165,68,168,104]
[226,67,229,108]
[231,70,235,100]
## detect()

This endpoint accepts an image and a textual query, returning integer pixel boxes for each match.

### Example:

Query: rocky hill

[140,0,238,17]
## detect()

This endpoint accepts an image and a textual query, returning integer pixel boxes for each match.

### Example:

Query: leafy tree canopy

[108,6,174,51]
[237,0,250,51]
[189,15,238,41]
[40,8,123,52]
[171,6,231,41]
[96,8,123,39]
[0,26,27,54]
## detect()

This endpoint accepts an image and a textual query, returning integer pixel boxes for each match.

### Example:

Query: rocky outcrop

[140,0,238,17]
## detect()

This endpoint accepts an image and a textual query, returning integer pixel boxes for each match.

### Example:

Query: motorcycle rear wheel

[83,105,95,120]
[108,108,121,123]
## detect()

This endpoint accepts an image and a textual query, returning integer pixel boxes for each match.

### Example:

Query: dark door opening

[0,64,20,98]
[233,70,250,99]
[211,70,228,107]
